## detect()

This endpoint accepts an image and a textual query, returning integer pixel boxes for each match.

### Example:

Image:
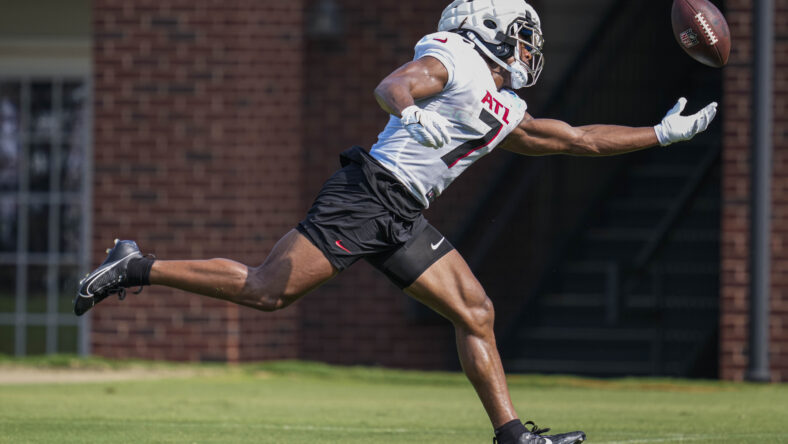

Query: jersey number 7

[441,109,504,168]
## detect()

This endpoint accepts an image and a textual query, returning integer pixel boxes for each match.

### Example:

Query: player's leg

[403,250,517,427]
[75,229,337,315]
[406,254,584,444]
[366,221,584,444]
[76,152,376,316]
[365,223,517,425]
[149,229,337,311]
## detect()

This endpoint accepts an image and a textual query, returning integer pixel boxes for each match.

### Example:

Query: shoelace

[106,253,155,301]
[492,421,552,443]
[524,421,550,435]
[110,285,144,301]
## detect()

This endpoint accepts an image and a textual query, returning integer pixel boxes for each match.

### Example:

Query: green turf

[0,357,786,443]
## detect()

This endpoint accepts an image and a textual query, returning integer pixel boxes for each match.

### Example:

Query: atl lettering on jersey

[481,91,511,124]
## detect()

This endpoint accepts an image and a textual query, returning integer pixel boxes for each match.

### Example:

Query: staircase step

[552,260,718,278]
[628,164,697,177]
[616,176,686,198]
[539,293,603,308]
[549,263,717,294]
[539,292,719,311]
[584,228,718,242]
[563,261,619,273]
[607,197,718,212]
[572,228,647,260]
[628,294,719,310]
[636,143,710,164]
[600,197,720,229]
[571,228,718,261]
[503,358,686,376]
[586,227,650,241]
[516,327,706,343]
[504,358,656,375]
[518,326,654,342]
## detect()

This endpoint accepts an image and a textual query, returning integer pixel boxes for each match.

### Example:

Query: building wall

[90,0,509,369]
[720,0,788,381]
[90,0,788,379]
[91,0,304,361]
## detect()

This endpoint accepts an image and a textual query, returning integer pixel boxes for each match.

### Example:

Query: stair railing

[600,144,720,324]
[631,145,722,275]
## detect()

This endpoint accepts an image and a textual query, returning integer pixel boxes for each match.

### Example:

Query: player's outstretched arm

[500,98,717,157]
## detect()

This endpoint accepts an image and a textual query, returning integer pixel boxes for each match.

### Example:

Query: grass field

[0,356,786,443]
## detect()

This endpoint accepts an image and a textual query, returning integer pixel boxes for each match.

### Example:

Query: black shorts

[297,146,454,289]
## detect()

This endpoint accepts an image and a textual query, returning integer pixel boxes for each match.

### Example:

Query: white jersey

[370,31,528,208]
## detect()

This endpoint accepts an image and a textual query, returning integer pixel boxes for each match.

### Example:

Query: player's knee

[470,296,495,330]
[254,291,287,312]
[459,291,495,337]
[241,267,296,312]
[242,286,295,312]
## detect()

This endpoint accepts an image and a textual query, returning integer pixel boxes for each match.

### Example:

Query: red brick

[720,1,788,381]
[92,0,305,363]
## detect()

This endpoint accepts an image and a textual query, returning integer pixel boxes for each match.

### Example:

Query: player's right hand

[400,105,452,149]
[653,97,718,146]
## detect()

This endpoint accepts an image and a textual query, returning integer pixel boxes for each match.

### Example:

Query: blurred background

[0,0,783,382]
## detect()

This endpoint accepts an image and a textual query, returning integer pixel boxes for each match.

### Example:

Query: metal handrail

[630,144,721,275]
[599,143,720,326]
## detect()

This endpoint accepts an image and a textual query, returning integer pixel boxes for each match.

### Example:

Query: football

[671,0,730,68]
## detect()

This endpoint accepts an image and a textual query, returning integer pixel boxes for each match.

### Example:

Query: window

[0,77,91,356]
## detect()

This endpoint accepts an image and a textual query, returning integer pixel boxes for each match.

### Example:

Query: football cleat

[494,421,586,444]
[74,239,143,316]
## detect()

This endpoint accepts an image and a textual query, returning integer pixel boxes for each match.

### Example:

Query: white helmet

[438,0,544,88]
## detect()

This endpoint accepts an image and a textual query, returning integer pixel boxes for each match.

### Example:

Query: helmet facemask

[502,17,544,88]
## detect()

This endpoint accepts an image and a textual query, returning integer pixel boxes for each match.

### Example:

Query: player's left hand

[400,105,452,149]
[653,97,718,146]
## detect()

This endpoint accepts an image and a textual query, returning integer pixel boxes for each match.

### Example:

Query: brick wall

[90,0,466,367]
[720,0,788,381]
[91,0,304,362]
[93,0,788,378]
[86,0,616,370]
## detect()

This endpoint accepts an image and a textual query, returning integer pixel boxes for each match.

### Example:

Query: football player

[75,1,717,443]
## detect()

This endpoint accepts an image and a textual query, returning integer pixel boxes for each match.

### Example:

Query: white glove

[654,98,718,146]
[400,105,452,149]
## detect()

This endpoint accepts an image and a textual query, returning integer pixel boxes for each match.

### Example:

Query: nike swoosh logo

[78,251,139,298]
[434,38,448,43]
[430,237,445,250]
[335,240,351,253]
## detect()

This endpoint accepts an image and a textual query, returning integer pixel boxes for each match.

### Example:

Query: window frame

[0,36,92,357]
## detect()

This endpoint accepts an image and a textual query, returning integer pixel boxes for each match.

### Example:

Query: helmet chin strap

[465,32,530,89]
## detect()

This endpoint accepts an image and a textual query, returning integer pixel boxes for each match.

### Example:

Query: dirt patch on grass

[0,366,208,384]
